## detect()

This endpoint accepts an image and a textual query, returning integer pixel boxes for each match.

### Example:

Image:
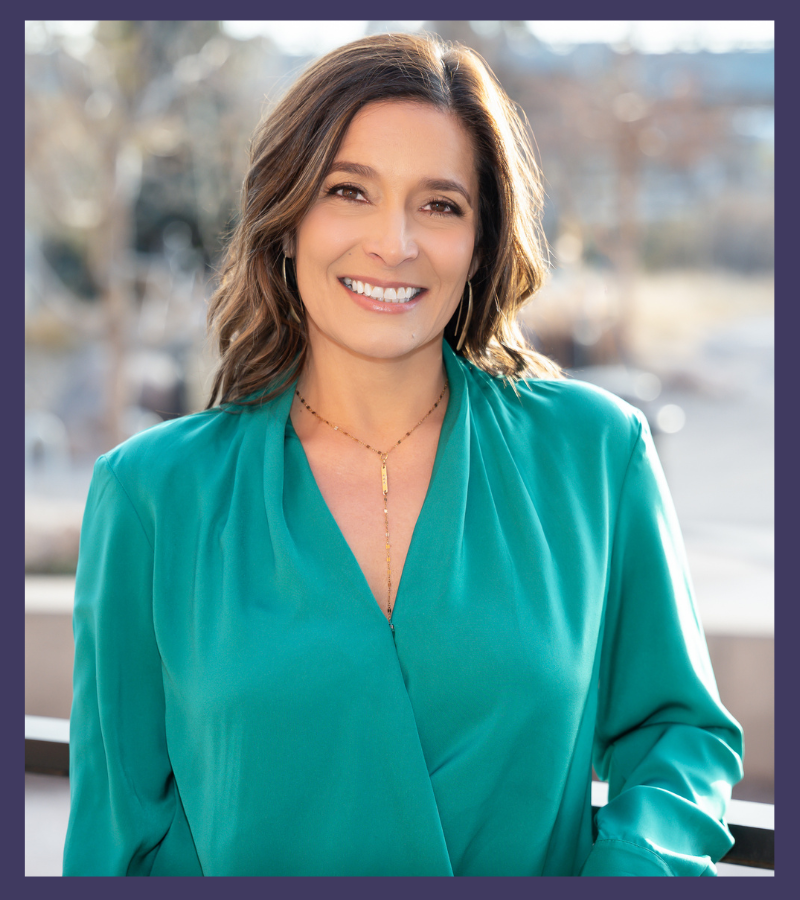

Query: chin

[334,329,431,361]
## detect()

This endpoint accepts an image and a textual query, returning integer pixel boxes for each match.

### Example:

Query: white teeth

[342,279,420,302]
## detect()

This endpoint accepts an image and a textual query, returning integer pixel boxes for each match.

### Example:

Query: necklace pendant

[381,458,388,495]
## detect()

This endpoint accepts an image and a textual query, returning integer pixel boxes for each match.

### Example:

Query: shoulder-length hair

[206,31,561,407]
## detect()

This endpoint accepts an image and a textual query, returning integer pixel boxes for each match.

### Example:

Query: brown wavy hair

[206,32,561,408]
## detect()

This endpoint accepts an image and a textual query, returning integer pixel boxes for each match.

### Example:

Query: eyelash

[326,183,464,218]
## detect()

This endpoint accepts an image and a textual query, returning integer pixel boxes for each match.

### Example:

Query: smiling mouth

[342,277,423,304]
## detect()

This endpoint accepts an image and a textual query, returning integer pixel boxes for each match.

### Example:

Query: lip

[339,277,426,314]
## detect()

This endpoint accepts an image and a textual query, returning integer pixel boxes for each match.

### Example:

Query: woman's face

[291,101,480,362]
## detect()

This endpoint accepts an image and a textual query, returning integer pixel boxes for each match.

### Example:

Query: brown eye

[423,198,463,217]
[329,184,366,202]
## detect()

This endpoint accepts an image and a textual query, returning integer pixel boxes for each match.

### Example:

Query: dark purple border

[20,2,783,898]
[772,5,790,898]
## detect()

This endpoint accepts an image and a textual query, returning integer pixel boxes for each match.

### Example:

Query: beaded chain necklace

[295,379,449,626]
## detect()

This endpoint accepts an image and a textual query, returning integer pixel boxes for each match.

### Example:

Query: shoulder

[102,406,238,474]
[463,361,646,451]
[96,396,279,512]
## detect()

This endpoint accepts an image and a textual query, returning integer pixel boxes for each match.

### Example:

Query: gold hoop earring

[282,254,302,325]
[456,280,473,352]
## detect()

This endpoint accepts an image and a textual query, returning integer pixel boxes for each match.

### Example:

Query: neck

[296,327,449,445]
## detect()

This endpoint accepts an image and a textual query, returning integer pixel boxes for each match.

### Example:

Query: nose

[362,205,419,268]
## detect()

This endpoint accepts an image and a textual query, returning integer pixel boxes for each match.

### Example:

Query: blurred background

[25,20,773,873]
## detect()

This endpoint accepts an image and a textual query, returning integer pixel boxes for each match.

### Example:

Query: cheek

[297,208,359,268]
[430,228,476,284]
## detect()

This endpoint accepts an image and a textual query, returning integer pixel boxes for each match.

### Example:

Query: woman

[63,33,743,876]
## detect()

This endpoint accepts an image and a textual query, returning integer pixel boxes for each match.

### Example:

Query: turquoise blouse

[63,340,743,876]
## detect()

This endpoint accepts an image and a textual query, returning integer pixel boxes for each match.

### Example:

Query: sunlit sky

[219,20,774,55]
[30,20,774,57]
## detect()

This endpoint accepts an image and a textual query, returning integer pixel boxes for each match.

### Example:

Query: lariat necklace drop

[295,379,449,625]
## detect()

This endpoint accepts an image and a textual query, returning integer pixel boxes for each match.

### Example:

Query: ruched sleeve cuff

[580,839,685,876]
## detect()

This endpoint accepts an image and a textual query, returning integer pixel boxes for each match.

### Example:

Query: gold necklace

[295,378,449,625]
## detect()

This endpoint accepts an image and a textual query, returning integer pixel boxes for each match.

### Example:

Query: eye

[422,198,463,217]
[327,183,366,203]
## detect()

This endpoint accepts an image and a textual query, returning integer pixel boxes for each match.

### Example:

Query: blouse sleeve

[581,414,744,877]
[62,457,202,876]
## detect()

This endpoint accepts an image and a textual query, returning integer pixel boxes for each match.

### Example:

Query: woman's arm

[63,456,202,876]
[583,414,744,877]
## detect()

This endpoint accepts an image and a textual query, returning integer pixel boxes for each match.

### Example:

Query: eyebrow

[327,161,474,208]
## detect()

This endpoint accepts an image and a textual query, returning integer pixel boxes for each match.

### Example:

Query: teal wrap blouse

[63,340,743,876]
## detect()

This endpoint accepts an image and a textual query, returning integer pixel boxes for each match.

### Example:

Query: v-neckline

[277,342,470,627]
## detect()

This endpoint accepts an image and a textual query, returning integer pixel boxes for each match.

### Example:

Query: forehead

[334,101,478,194]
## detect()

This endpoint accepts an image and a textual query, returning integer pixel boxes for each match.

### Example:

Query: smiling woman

[288,100,483,619]
[63,33,743,876]
[205,31,560,411]
[290,101,480,359]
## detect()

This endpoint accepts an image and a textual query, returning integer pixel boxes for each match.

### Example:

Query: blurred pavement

[657,313,773,637]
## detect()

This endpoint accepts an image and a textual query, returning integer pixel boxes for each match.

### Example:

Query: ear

[468,252,481,281]
[282,235,296,259]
